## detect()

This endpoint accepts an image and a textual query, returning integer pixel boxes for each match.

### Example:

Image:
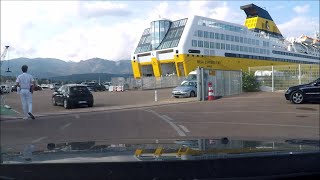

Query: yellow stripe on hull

[132,54,295,78]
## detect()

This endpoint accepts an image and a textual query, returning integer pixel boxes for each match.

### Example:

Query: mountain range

[0,58,133,79]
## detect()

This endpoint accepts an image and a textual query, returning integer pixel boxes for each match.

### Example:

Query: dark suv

[285,78,320,104]
[52,84,94,109]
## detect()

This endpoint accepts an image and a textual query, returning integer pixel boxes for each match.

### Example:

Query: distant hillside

[51,73,133,82]
[0,58,133,78]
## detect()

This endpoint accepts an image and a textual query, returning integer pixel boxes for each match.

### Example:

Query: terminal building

[131,4,320,79]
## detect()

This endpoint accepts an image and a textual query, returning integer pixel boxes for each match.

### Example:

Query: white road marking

[59,123,72,130]
[145,110,186,137]
[178,125,190,133]
[162,115,173,121]
[75,115,80,119]
[165,111,319,115]
[176,121,318,129]
[31,136,47,143]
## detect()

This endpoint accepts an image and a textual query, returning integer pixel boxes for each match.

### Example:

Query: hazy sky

[1,0,319,62]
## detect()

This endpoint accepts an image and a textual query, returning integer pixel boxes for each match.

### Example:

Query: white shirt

[16,73,34,89]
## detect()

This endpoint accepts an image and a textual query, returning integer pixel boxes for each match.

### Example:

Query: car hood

[288,83,313,90]
[2,138,319,164]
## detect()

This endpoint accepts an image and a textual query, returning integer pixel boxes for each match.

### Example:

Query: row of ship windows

[197,19,245,33]
[225,53,319,64]
[272,50,320,60]
[194,30,270,47]
[191,40,270,55]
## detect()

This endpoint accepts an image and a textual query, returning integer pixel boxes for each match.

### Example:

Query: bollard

[155,90,158,102]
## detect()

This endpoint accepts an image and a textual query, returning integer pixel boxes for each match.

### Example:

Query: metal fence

[213,70,242,97]
[111,76,185,90]
[249,64,320,92]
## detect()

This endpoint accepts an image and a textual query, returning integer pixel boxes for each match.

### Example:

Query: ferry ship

[131,4,320,78]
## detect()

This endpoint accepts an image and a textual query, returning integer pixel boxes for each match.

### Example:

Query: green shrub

[242,72,260,92]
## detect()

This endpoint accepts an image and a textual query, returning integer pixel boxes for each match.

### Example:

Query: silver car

[172,81,197,98]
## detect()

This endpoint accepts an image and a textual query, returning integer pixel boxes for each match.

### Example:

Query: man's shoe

[28,112,35,120]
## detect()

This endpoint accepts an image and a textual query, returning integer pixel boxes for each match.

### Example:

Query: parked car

[103,82,112,90]
[0,85,10,93]
[285,78,320,104]
[34,85,43,91]
[52,84,94,109]
[11,85,18,92]
[172,81,197,98]
[83,82,106,92]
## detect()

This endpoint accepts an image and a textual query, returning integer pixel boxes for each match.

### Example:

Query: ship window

[226,35,230,41]
[255,48,259,53]
[220,34,225,40]
[236,45,239,51]
[248,47,252,53]
[192,40,197,47]
[198,30,203,37]
[231,35,235,41]
[256,40,259,46]
[260,49,263,54]
[215,33,220,39]
[210,32,214,39]
[204,31,209,38]
[221,43,226,50]
[198,40,203,47]
[240,37,243,43]
[226,44,230,50]
[210,42,215,48]
[244,46,248,52]
[231,44,235,51]
[215,43,221,49]
[171,39,179,47]
[240,46,244,52]
[235,36,239,42]
[204,41,209,48]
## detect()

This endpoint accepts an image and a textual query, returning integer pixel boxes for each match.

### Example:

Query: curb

[0,99,198,121]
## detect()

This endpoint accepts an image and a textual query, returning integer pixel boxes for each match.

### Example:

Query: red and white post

[208,82,215,101]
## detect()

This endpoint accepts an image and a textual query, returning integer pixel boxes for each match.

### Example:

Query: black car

[83,82,106,92]
[52,84,94,109]
[285,78,320,104]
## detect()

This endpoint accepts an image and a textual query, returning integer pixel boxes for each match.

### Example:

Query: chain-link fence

[249,64,320,92]
[111,76,185,90]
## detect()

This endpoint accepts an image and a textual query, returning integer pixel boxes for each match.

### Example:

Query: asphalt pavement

[1,91,319,151]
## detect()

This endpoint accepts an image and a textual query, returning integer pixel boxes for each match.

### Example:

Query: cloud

[278,16,319,38]
[78,1,132,18]
[293,4,310,14]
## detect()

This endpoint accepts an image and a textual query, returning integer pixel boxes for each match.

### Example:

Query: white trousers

[19,89,33,118]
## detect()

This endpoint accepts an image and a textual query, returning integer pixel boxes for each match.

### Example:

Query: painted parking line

[165,111,319,115]
[145,110,186,137]
[175,121,318,129]
[31,136,48,143]
[162,115,173,121]
[178,125,190,133]
[59,123,72,130]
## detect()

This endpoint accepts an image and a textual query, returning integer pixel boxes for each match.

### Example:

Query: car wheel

[291,91,304,104]
[88,102,93,107]
[52,97,57,106]
[64,99,71,109]
[190,91,195,97]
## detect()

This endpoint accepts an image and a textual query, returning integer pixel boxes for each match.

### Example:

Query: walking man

[16,65,35,120]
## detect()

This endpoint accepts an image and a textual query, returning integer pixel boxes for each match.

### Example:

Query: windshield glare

[1,0,319,167]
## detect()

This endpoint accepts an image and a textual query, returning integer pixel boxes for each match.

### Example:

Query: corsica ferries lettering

[197,60,221,67]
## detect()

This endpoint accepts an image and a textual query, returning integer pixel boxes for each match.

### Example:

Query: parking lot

[1,87,319,152]
[1,88,193,116]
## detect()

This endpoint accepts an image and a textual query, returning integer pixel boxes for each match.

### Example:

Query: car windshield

[0,1,319,174]
[181,82,196,87]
